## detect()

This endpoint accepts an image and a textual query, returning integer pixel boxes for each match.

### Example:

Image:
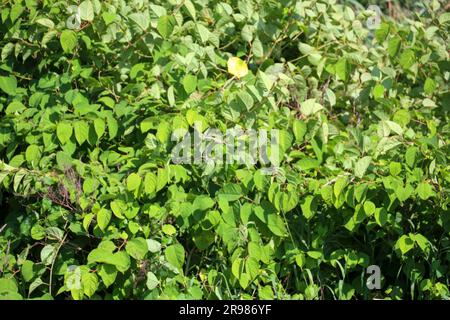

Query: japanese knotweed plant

[0,0,449,300]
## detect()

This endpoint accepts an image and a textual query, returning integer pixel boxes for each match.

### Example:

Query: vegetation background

[0,0,449,300]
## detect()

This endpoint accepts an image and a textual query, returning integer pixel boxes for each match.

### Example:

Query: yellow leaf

[227,57,248,78]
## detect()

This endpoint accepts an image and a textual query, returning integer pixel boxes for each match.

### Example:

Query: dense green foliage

[0,0,449,300]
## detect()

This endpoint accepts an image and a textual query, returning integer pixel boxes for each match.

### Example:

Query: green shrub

[0,0,449,300]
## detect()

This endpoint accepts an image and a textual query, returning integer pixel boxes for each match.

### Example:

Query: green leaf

[94,118,106,138]
[267,213,287,237]
[0,278,18,293]
[396,235,414,255]
[298,42,316,55]
[193,230,215,250]
[231,257,244,279]
[107,116,118,140]
[280,191,298,213]
[40,245,56,265]
[21,260,35,282]
[424,78,436,95]
[363,200,376,216]
[1,43,14,61]
[0,291,22,300]
[60,30,78,53]
[98,264,117,288]
[335,58,349,82]
[354,156,372,178]
[79,0,94,22]
[126,237,148,260]
[411,233,429,252]
[395,183,414,202]
[156,121,171,143]
[373,84,385,100]
[218,183,242,202]
[259,285,274,300]
[389,162,402,176]
[193,195,215,211]
[375,22,390,42]
[110,200,125,219]
[399,49,415,70]
[293,120,307,143]
[30,224,45,240]
[301,99,324,116]
[197,24,210,43]
[297,158,320,171]
[167,85,175,106]
[36,18,55,29]
[439,12,450,24]
[10,4,24,23]
[46,227,64,241]
[231,258,250,289]
[416,182,434,200]
[0,76,17,95]
[87,241,131,273]
[295,254,305,268]
[354,184,368,203]
[97,208,111,231]
[374,208,388,226]
[81,271,98,298]
[238,91,254,110]
[334,176,348,197]
[74,121,89,145]
[300,196,317,220]
[325,88,336,107]
[307,251,323,260]
[56,122,73,144]
[182,74,197,94]
[253,170,268,191]
[184,0,196,20]
[387,36,401,57]
[245,257,259,280]
[146,271,159,290]
[165,244,185,270]
[386,121,403,135]
[25,145,41,166]
[129,12,150,31]
[157,15,174,38]
[144,172,157,194]
[83,178,98,194]
[162,224,177,235]
[127,173,141,191]
[405,147,417,168]
[156,167,169,192]
[146,239,161,253]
